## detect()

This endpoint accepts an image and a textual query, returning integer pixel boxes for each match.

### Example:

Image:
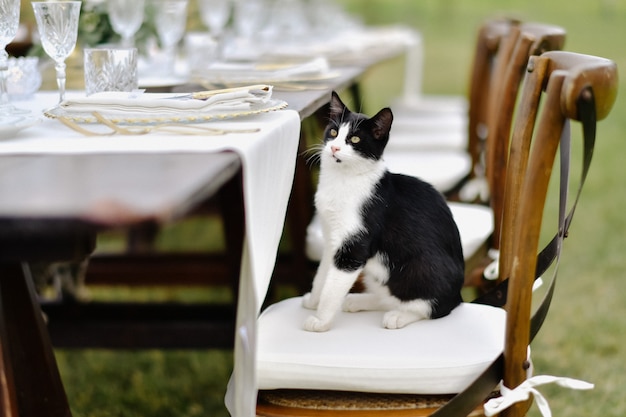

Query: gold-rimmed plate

[43,98,288,126]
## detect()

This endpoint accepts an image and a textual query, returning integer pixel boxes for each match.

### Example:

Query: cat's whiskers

[302,144,324,166]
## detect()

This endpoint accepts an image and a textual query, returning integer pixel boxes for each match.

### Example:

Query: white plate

[0,114,41,140]
[138,75,190,89]
[193,70,341,85]
[192,58,339,85]
[43,98,289,125]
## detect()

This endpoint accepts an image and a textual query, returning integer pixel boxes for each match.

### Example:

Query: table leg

[289,126,315,278]
[0,262,71,417]
[217,170,245,299]
[0,273,18,417]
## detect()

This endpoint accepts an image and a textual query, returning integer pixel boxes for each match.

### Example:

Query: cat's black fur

[302,91,464,331]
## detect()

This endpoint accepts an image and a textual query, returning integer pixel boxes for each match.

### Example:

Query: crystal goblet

[0,0,22,116]
[198,0,231,56]
[32,1,81,103]
[233,0,266,38]
[107,0,145,48]
[154,0,188,76]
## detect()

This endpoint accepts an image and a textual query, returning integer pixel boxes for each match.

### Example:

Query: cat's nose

[331,145,341,154]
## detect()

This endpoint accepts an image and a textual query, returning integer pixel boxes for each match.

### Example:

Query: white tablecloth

[0,91,301,417]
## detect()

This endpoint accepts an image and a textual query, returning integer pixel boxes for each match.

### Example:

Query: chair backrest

[484,22,566,250]
[466,17,518,172]
[497,50,617,416]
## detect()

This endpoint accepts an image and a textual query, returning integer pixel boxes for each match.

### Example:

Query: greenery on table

[54,1,626,417]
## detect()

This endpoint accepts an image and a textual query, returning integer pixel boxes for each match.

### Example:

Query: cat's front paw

[301,293,318,310]
[303,315,331,332]
[382,310,419,329]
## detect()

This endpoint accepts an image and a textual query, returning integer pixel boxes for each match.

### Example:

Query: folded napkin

[59,85,273,116]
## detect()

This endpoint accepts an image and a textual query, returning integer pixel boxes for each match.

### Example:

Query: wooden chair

[385,20,566,200]
[383,18,517,196]
[390,20,569,201]
[482,22,565,252]
[388,18,514,153]
[423,20,566,289]
[254,50,618,417]
[458,21,566,289]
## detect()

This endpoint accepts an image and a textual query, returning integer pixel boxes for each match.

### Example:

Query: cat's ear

[370,108,393,140]
[329,91,347,121]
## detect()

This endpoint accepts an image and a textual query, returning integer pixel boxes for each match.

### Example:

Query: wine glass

[153,0,188,76]
[230,0,265,56]
[198,0,231,55]
[0,0,21,116]
[232,0,265,39]
[107,0,145,48]
[32,1,81,103]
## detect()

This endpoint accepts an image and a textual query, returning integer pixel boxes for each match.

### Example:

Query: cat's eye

[350,136,361,144]
[329,129,338,137]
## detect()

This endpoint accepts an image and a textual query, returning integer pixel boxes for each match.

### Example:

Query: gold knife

[167,84,271,100]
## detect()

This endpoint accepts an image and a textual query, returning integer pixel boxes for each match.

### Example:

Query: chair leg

[0,262,71,417]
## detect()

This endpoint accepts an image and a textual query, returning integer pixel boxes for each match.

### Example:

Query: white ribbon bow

[484,375,594,417]
[482,249,545,293]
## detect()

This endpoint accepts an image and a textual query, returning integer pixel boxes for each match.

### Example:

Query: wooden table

[0,89,302,417]
[0,153,244,417]
[0,25,411,417]
[0,65,379,415]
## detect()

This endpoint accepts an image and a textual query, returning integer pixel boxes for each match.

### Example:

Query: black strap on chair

[431,88,597,417]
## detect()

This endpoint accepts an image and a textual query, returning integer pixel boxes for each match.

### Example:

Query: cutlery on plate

[167,84,271,100]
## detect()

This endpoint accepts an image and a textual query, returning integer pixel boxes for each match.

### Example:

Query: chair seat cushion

[448,202,494,258]
[383,150,472,193]
[392,113,466,133]
[390,94,468,117]
[257,298,505,395]
[386,125,467,151]
[387,113,467,151]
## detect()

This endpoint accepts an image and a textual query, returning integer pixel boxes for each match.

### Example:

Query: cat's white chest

[316,176,366,217]
[315,160,385,247]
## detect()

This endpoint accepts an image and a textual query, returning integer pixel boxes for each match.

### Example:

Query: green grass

[56,350,233,417]
[54,1,626,416]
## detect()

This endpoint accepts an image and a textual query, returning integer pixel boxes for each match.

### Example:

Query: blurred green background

[21,0,625,416]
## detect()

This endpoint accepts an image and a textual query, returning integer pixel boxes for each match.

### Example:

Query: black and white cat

[302,91,465,332]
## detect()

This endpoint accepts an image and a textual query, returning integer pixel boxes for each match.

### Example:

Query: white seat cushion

[390,94,468,118]
[383,150,472,193]
[448,202,494,258]
[305,202,493,263]
[387,124,467,151]
[392,111,466,131]
[257,298,505,395]
[393,113,466,132]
